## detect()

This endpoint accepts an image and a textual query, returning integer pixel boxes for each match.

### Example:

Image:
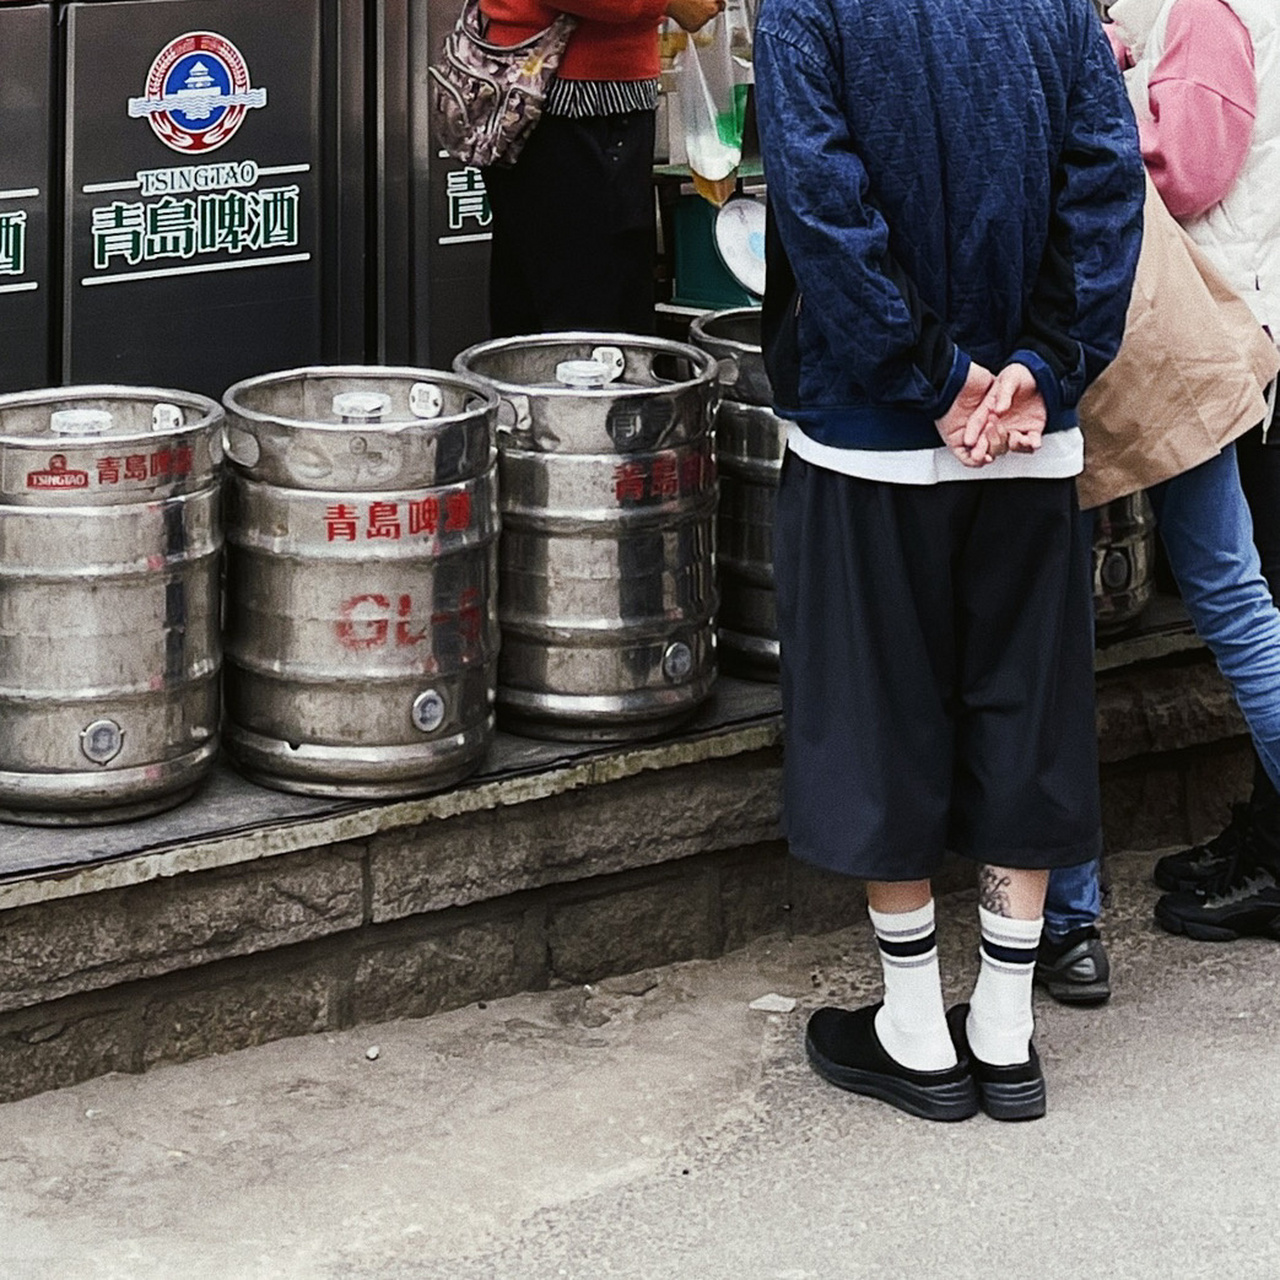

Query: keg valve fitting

[662,642,694,684]
[80,719,125,766]
[411,690,447,734]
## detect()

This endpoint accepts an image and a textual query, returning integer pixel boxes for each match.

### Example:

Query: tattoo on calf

[979,866,1013,916]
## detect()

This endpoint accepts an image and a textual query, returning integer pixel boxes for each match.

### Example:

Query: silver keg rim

[0,384,223,445]
[453,332,719,397]
[222,364,499,432]
[688,307,762,358]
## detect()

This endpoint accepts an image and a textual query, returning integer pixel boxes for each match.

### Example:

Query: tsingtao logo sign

[128,31,267,155]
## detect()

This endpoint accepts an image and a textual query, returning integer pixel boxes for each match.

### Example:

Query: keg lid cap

[555,359,610,389]
[332,391,392,422]
[50,409,114,437]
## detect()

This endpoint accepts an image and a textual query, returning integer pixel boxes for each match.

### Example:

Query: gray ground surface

[1,848,1278,1280]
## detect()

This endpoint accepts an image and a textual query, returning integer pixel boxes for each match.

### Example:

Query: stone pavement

[1,847,1277,1280]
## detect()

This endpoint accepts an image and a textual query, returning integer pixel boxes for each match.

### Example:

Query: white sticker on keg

[410,382,445,419]
[152,403,183,433]
[590,346,626,383]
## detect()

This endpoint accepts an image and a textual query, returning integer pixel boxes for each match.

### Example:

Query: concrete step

[0,846,1276,1278]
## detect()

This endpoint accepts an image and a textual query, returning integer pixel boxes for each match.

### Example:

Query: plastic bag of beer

[677,9,751,205]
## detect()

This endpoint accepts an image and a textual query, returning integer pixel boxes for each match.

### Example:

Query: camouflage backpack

[428,1,577,168]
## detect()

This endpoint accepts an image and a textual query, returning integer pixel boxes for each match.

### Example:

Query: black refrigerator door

[0,2,52,393]
[62,0,337,398]
[376,0,491,369]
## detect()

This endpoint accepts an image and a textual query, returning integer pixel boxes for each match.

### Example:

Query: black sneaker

[945,1004,1046,1122]
[1154,856,1280,942]
[1034,926,1111,1005]
[805,1003,979,1122]
[1153,803,1252,892]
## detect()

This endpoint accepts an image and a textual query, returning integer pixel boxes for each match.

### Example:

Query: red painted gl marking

[335,593,426,651]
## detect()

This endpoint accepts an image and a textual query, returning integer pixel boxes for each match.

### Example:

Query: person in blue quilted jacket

[754,0,1144,1121]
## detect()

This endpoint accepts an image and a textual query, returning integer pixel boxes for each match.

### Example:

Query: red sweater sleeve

[551,0,665,21]
[480,0,665,81]
[1141,0,1257,219]
[481,0,664,26]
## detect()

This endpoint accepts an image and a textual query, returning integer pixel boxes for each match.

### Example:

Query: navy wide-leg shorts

[774,453,1102,882]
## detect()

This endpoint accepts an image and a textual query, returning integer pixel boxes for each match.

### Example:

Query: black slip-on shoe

[1034,926,1111,1006]
[946,1004,1046,1122]
[804,1003,979,1123]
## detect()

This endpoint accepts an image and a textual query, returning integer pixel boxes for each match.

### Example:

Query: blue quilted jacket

[754,0,1145,450]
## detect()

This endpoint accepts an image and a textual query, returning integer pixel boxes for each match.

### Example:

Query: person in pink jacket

[1106,0,1268,230]
[1039,0,1280,985]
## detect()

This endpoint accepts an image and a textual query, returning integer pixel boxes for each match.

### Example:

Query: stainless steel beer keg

[1093,492,1156,633]
[221,367,500,797]
[454,333,720,741]
[0,386,223,825]
[689,308,786,680]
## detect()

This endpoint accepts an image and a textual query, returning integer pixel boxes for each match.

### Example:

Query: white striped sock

[966,907,1042,1066]
[869,901,957,1072]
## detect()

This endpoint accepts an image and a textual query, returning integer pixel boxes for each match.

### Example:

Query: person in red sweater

[479,0,723,337]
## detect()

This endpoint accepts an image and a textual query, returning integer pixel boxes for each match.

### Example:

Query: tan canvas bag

[1078,176,1280,511]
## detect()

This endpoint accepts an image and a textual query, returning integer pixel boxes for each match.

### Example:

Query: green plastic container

[669,195,757,309]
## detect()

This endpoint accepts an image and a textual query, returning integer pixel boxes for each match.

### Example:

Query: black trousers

[483,111,656,338]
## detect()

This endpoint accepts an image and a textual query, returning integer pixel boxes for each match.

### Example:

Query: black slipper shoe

[946,1003,1046,1121]
[805,1003,979,1122]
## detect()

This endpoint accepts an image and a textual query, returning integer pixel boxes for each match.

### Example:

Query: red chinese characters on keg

[91,447,195,486]
[333,588,484,659]
[323,493,473,543]
[612,450,715,506]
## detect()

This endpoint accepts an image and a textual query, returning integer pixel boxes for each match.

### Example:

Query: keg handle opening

[649,351,698,386]
[222,424,261,468]
[495,393,534,443]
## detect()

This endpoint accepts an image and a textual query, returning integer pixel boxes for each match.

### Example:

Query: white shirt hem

[786,423,1085,484]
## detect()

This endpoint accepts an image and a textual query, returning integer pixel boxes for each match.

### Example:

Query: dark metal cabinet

[375,0,491,369]
[0,2,53,392]
[60,0,366,398]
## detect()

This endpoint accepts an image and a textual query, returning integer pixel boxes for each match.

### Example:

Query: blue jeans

[1046,444,1280,938]
[1043,857,1103,940]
